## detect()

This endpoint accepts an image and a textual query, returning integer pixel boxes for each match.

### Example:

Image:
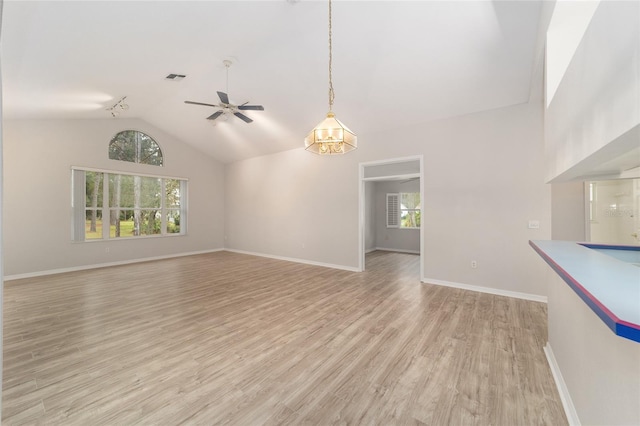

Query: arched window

[109,130,163,166]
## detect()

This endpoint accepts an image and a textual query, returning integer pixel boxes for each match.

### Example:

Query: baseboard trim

[374,247,420,255]
[224,249,360,272]
[365,248,377,254]
[4,249,225,281]
[544,343,581,426]
[421,277,547,303]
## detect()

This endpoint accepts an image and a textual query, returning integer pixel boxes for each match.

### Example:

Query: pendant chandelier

[304,0,357,155]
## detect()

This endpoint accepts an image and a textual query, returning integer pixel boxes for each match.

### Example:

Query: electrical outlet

[471,260,478,269]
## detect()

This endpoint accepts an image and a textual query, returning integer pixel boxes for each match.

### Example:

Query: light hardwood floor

[3,251,567,425]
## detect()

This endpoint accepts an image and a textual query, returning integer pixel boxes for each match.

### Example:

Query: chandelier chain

[328,0,335,111]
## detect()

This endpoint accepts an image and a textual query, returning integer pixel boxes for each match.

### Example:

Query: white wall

[364,181,376,252]
[551,181,586,241]
[224,148,360,268]
[544,1,640,182]
[547,270,640,425]
[545,0,600,106]
[0,0,5,412]
[225,102,551,297]
[373,180,420,253]
[3,118,225,277]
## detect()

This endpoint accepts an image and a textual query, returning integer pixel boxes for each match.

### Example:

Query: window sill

[74,233,186,243]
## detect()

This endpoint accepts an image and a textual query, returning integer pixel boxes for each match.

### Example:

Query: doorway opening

[359,156,424,279]
[586,178,640,245]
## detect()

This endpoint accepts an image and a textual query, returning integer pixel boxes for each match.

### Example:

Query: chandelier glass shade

[304,112,357,155]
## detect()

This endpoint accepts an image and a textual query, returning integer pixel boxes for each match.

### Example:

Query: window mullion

[102,173,110,239]
[72,170,86,241]
[161,179,167,236]
[181,180,187,235]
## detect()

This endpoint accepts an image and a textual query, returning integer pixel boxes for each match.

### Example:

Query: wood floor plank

[3,250,567,425]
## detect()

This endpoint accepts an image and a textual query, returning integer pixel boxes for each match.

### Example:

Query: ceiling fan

[185,60,264,123]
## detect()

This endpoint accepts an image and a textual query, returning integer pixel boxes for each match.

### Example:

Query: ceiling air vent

[165,74,186,81]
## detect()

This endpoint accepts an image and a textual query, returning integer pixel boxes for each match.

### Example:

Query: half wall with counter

[530,240,640,425]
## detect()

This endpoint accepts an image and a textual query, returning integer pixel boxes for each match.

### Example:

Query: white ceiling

[1,0,543,163]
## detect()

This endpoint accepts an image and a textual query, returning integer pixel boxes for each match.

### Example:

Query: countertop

[530,240,640,343]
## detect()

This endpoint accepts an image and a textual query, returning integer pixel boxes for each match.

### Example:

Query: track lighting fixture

[106,96,129,118]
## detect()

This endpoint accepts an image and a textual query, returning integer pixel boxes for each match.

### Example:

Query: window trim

[71,166,188,242]
[71,166,187,182]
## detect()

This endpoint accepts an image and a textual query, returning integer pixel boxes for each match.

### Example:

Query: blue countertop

[530,240,640,343]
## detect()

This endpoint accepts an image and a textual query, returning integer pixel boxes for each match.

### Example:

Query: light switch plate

[528,220,540,229]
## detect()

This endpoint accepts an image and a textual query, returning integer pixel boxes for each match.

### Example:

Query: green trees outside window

[109,130,163,166]
[77,169,186,241]
[386,192,421,229]
[400,193,421,228]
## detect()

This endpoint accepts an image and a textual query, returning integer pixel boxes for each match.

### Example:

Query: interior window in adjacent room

[400,192,421,228]
[387,192,421,229]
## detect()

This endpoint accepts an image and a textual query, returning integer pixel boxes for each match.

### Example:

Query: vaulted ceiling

[2,1,543,163]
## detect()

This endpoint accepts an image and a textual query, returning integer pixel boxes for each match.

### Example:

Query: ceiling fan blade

[217,91,230,104]
[207,111,224,121]
[234,112,253,123]
[185,100,218,107]
[237,105,264,111]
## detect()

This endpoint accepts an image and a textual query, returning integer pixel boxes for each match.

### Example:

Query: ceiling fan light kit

[305,0,357,155]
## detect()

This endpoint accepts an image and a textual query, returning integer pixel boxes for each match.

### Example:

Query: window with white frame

[387,192,421,229]
[72,168,186,241]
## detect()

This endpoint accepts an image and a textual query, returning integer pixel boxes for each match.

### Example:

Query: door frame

[358,155,424,279]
